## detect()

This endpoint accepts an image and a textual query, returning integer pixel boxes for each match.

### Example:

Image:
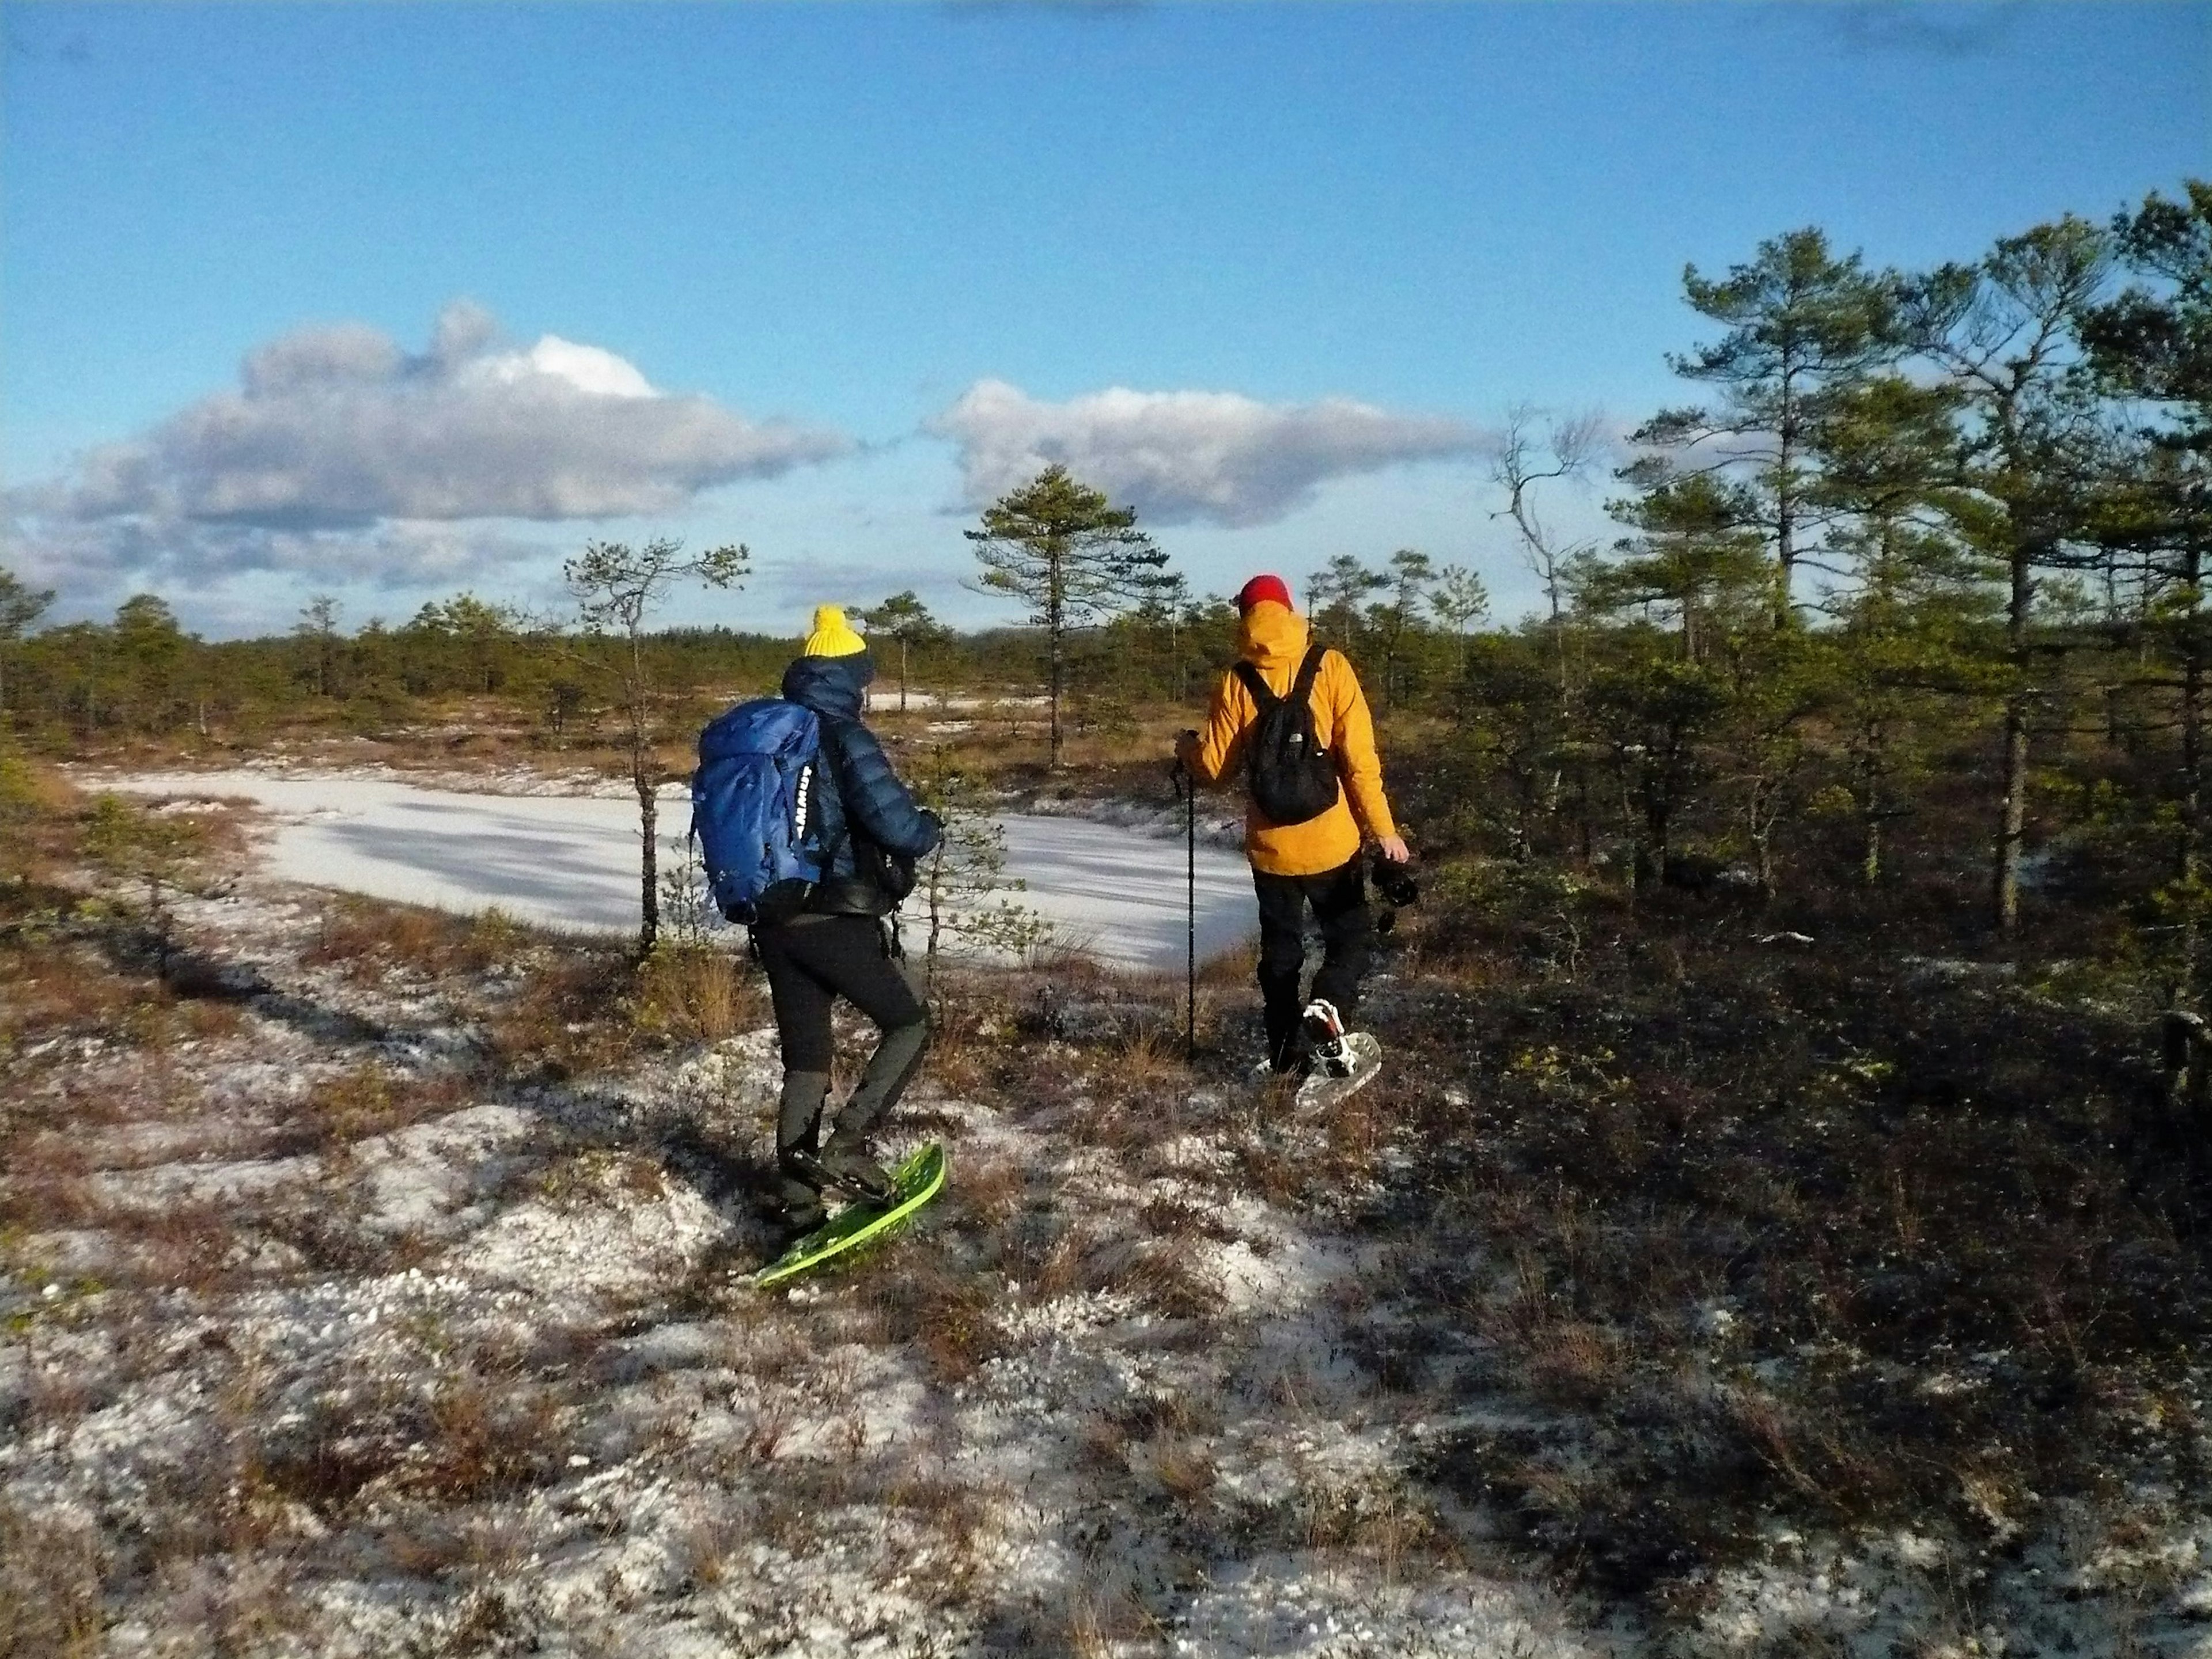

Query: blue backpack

[690,698,842,924]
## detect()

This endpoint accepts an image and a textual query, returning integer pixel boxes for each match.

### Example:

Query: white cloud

[3,513,547,598]
[41,301,847,529]
[5,301,852,608]
[927,378,1484,528]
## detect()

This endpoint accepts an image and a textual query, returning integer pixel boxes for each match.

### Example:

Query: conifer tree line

[4,182,2204,953]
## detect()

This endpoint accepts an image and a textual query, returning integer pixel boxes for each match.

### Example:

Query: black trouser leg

[753,914,930,1151]
[1306,857,1373,1020]
[1254,868,1315,1072]
[1253,857,1373,1071]
[774,1070,831,1209]
[835,961,930,1147]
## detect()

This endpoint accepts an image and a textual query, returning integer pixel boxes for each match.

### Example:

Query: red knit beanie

[1236,573,1293,613]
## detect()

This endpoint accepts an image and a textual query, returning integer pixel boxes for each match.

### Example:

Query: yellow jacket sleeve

[1324,652,1397,840]
[1189,668,1255,787]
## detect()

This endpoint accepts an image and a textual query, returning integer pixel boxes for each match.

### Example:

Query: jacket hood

[1237,599,1309,671]
[781,650,875,719]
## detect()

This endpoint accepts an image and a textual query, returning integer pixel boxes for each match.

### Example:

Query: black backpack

[1233,644,1340,826]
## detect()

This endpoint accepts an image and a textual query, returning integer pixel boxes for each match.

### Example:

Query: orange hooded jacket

[1185,600,1397,877]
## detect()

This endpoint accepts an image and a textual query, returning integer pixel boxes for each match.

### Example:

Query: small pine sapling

[81,793,202,977]
[915,756,1051,995]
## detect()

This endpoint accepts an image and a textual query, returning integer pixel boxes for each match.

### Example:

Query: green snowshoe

[752,1142,948,1289]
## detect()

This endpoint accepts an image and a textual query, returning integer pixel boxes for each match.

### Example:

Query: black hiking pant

[753,913,930,1192]
[1253,855,1372,1072]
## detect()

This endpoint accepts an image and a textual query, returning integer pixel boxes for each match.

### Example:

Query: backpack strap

[1233,645,1330,717]
[813,718,854,870]
[1231,658,1277,712]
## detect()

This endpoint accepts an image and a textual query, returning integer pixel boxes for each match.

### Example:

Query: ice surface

[102,770,1256,971]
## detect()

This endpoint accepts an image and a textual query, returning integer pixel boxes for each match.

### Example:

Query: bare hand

[1377,835,1411,864]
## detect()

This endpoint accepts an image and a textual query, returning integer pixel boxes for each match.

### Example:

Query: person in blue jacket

[761,606,942,1236]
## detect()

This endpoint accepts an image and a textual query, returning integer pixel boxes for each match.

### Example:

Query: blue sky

[4,1,2205,638]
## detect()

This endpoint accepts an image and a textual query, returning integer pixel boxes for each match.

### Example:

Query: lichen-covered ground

[6,782,2208,1657]
[2,806,1613,1657]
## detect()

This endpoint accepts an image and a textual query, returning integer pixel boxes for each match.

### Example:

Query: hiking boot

[1302,999,1351,1075]
[772,1168,828,1245]
[815,1139,895,1205]
[776,1194,828,1245]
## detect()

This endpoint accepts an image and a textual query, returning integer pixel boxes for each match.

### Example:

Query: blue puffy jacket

[779,652,941,912]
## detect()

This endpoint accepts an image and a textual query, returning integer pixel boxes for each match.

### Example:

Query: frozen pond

[104,771,1256,972]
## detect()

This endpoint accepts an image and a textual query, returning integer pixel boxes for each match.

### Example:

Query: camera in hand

[1372,851,1419,935]
[1373,861,1419,910]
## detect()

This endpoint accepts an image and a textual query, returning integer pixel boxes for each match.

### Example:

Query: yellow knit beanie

[802,604,866,658]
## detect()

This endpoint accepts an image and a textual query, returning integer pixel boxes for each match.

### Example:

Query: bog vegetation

[5,183,2211,1647]
[12,188,2209,963]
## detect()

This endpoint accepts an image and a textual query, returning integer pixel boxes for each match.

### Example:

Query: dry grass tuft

[1105,1023,1190,1093]
[949,1153,1029,1228]
[0,1498,103,1658]
[1138,1433,1219,1508]
[488,946,638,1075]
[1197,935,1259,986]
[405,1380,569,1502]
[1521,1319,1626,1407]
[627,939,764,1046]
[296,1059,462,1150]
[1064,1577,1152,1659]
[305,897,468,978]
[304,896,539,987]
[1,935,162,1052]
[1119,1244,1226,1322]
[131,1201,255,1292]
[1137,1190,1238,1244]
[864,1260,1006,1384]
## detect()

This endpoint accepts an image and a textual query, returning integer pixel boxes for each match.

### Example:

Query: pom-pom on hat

[802,605,867,658]
[1236,573,1294,614]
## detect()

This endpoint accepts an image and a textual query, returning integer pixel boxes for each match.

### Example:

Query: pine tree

[1809,373,1993,885]
[0,567,54,718]
[1575,471,1771,887]
[859,591,949,714]
[966,465,1164,770]
[1364,550,1436,709]
[295,596,342,699]
[1637,229,1903,629]
[2081,181,2212,994]
[1305,555,1387,661]
[1906,216,2112,934]
[1588,473,1768,664]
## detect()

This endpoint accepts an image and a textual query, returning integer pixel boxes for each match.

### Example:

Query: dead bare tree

[563,537,749,953]
[1488,404,1606,699]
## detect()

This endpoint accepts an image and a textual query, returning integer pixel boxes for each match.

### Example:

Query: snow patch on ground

[21,810,2170,1655]
[462,1159,729,1303]
[95,769,1257,971]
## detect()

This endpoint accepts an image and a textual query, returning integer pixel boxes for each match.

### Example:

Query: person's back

[777,647,936,916]
[1177,575,1410,1075]
[753,607,941,1236]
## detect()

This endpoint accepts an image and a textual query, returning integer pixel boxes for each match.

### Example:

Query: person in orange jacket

[1176,573,1412,1077]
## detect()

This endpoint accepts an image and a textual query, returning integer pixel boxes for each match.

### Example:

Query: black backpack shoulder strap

[1231,658,1278,711]
[810,715,853,866]
[1289,643,1328,707]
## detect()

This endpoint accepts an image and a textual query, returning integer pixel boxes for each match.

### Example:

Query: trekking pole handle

[1169,729,1199,791]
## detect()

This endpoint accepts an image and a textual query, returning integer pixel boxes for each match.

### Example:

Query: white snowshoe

[1293,999,1382,1112]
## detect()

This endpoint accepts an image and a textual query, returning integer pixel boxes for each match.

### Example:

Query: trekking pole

[1172,737,1198,1062]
